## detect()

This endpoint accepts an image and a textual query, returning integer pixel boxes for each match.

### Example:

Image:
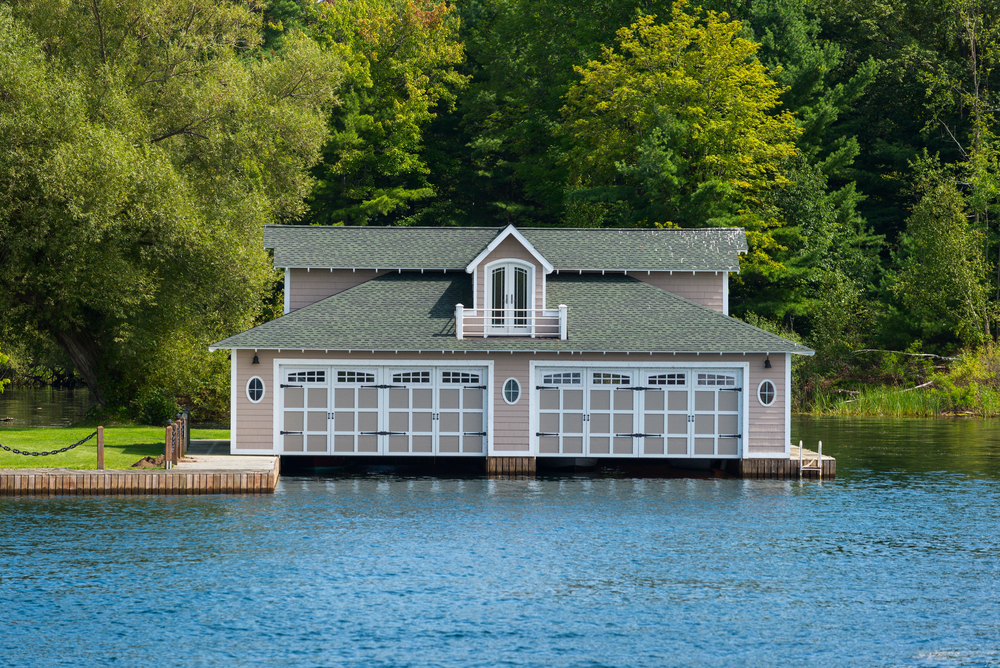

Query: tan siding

[287,268,378,311]
[492,355,532,451]
[234,349,789,456]
[745,352,787,455]
[474,236,545,311]
[636,272,725,312]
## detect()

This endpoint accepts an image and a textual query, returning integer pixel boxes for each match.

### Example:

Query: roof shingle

[211,272,811,355]
[264,225,747,272]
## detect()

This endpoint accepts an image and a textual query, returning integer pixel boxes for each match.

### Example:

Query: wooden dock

[738,445,836,480]
[0,452,280,496]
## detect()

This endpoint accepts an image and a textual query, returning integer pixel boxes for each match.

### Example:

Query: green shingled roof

[265,225,747,272]
[211,272,812,355]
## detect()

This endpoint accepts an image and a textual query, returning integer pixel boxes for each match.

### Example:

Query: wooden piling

[96,426,105,470]
[486,456,536,479]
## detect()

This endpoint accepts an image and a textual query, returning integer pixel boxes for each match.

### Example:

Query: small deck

[737,445,836,480]
[0,440,280,496]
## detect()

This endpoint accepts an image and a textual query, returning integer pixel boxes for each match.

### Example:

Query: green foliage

[559,6,800,268]
[134,387,181,426]
[0,1,340,411]
[307,0,470,225]
[0,345,9,394]
[890,158,993,346]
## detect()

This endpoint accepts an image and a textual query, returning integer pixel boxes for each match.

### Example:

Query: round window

[758,379,776,407]
[503,378,521,405]
[246,376,265,403]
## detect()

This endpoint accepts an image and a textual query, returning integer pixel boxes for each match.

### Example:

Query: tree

[0,1,340,408]
[558,5,800,268]
[306,0,469,225]
[0,345,9,395]
[891,161,993,346]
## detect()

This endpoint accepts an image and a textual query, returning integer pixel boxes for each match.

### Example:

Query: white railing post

[455,303,464,340]
[558,304,568,340]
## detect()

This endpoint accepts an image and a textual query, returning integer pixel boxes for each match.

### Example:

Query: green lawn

[0,427,230,470]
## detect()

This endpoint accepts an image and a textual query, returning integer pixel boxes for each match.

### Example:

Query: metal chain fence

[0,431,98,457]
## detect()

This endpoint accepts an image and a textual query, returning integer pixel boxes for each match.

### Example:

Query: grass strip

[0,427,230,470]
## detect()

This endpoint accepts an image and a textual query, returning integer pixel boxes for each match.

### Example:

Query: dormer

[456,225,560,338]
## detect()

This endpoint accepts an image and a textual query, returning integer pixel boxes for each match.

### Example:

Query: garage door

[279,365,487,456]
[535,367,743,458]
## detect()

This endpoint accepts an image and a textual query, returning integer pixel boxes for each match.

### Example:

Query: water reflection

[0,386,94,428]
[793,415,1000,478]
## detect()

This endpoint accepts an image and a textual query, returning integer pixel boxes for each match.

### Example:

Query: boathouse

[210,225,814,471]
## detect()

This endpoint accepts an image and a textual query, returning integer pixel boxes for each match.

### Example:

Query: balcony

[455,304,568,340]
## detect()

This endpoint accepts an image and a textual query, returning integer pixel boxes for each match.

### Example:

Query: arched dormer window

[485,258,534,334]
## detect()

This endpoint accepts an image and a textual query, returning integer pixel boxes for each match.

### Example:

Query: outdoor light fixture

[252,354,260,365]
[764,354,772,369]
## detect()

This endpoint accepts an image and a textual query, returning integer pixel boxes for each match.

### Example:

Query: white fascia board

[785,352,791,458]
[465,224,554,274]
[723,272,729,316]
[230,350,238,452]
[218,347,813,355]
[284,268,290,314]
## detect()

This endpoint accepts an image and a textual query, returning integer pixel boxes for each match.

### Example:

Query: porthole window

[503,378,521,405]
[757,379,776,407]
[246,376,265,403]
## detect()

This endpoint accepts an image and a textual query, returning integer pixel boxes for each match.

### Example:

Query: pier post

[97,426,104,470]
[165,425,173,470]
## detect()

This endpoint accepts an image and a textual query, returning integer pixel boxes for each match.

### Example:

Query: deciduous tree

[0,1,340,408]
[558,5,800,270]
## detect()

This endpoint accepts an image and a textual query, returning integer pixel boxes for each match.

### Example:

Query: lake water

[1,417,999,666]
[0,386,95,428]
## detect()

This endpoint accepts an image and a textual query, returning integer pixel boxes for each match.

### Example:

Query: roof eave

[465,224,554,274]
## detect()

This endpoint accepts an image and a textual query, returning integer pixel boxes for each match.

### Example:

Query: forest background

[3,0,1000,423]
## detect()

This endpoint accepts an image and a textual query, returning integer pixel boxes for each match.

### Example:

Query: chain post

[165,425,173,470]
[97,426,104,470]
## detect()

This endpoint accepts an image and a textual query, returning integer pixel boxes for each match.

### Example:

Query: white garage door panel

[280,369,330,454]
[278,365,487,456]
[534,366,743,458]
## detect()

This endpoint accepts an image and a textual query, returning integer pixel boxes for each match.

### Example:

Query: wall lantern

[764,353,772,369]
[252,353,260,365]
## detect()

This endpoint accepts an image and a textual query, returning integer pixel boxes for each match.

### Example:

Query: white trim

[484,258,536,334]
[472,265,478,310]
[528,360,751,459]
[284,268,290,314]
[212,346,814,357]
[267,358,496,457]
[785,352,791,458]
[230,351,238,453]
[276,266,740,274]
[541,271,546,310]
[723,272,729,316]
[465,224,554,274]
[502,377,521,405]
[756,378,776,406]
[246,376,265,404]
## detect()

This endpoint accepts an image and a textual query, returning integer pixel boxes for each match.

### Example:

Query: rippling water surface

[2,417,999,666]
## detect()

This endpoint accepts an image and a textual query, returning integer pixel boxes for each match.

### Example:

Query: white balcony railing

[455,304,568,340]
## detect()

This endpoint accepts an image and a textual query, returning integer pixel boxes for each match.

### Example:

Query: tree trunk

[52,330,106,407]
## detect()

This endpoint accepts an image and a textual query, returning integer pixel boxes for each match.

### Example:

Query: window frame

[246,376,265,403]
[502,377,521,405]
[757,379,776,407]
[484,258,536,333]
